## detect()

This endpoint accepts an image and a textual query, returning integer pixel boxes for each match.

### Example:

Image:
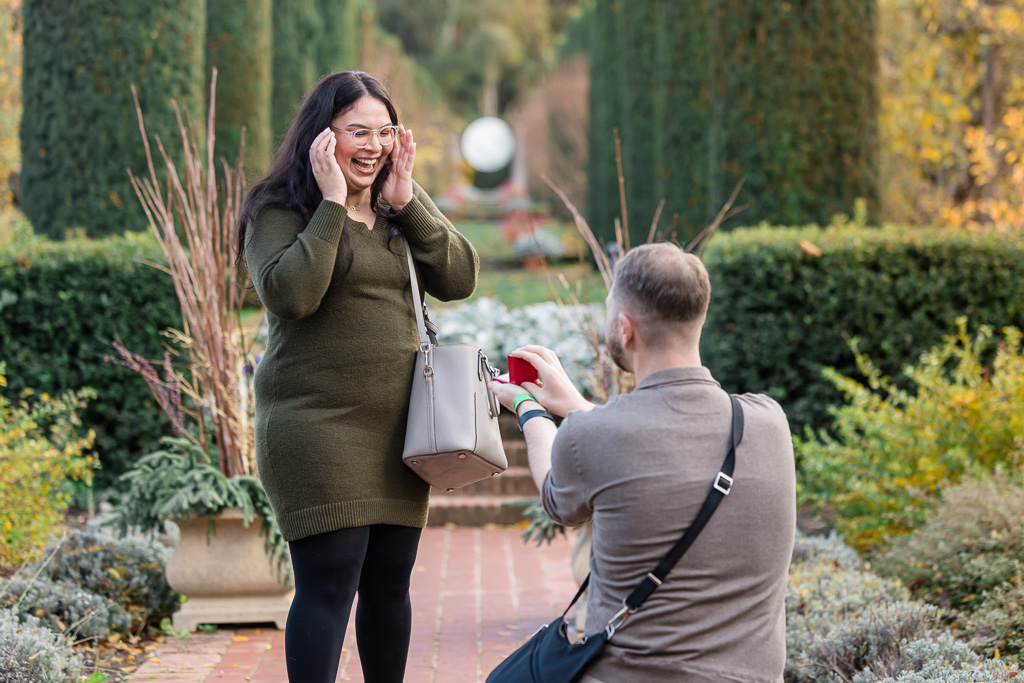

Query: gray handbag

[401,239,508,491]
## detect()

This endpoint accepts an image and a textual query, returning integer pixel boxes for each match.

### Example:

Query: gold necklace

[346,202,361,212]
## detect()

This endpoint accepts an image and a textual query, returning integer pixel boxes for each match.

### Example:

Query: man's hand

[502,345,595,418]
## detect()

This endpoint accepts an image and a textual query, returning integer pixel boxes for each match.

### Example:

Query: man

[491,243,796,682]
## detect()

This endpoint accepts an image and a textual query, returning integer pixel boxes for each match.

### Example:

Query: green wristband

[512,392,537,413]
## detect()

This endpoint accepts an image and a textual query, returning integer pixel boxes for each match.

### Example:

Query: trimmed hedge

[206,0,273,175]
[20,0,206,239]
[700,224,1024,432]
[0,232,181,488]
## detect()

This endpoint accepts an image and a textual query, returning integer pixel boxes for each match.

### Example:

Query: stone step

[426,494,533,527]
[422,413,536,526]
[442,466,538,497]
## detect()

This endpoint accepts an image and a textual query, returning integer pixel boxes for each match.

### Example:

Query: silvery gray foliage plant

[513,228,567,262]
[434,297,606,395]
[855,633,1020,682]
[0,608,82,683]
[30,529,179,626]
[786,533,1019,682]
[1,576,132,640]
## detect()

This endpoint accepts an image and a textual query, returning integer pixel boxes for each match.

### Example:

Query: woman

[237,71,479,682]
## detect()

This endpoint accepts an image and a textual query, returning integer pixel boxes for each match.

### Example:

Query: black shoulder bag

[486,396,745,683]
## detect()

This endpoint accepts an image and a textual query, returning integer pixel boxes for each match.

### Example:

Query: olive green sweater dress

[245,183,479,542]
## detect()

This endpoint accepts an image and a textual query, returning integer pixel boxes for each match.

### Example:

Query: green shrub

[20,0,206,238]
[0,231,182,488]
[0,365,95,566]
[700,224,1024,434]
[799,322,1024,552]
[964,578,1024,660]
[0,608,81,683]
[1,576,132,640]
[30,529,179,629]
[875,472,1024,615]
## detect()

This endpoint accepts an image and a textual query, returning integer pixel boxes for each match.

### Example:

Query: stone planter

[166,509,293,632]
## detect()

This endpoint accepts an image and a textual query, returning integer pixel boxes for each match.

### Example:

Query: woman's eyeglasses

[330,124,400,148]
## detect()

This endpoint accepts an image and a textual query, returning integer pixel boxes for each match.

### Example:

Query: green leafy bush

[701,224,1024,434]
[30,529,178,629]
[964,578,1024,660]
[1,576,132,640]
[0,608,81,683]
[798,321,1024,552]
[0,364,96,566]
[0,231,182,488]
[874,472,1024,615]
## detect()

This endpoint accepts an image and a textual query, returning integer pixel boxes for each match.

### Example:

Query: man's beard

[606,328,629,373]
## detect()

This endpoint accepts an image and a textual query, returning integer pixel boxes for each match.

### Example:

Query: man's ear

[619,311,637,350]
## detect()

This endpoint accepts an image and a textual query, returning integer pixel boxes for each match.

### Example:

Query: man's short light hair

[611,243,711,347]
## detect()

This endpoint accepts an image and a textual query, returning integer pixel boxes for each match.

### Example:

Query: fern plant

[109,437,290,586]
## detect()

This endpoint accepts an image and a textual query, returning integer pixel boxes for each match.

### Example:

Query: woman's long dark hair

[236,71,402,273]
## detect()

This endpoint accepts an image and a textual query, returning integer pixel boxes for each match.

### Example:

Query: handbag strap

[566,395,745,635]
[402,238,438,347]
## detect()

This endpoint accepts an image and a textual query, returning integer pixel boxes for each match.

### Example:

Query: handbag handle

[402,238,438,348]
[573,395,745,639]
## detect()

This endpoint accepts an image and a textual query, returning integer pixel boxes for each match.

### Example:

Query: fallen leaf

[233,635,249,642]
[799,239,822,258]
[149,657,161,664]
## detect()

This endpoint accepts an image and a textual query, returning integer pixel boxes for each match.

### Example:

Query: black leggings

[284,524,423,683]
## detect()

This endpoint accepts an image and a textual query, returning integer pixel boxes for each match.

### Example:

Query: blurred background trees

[1,0,1023,239]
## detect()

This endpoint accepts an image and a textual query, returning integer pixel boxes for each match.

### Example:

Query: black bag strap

[565,395,745,634]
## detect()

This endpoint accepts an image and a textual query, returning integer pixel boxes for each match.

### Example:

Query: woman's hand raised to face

[381,125,415,212]
[310,128,348,205]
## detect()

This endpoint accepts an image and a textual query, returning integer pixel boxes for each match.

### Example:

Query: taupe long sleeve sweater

[245,183,479,541]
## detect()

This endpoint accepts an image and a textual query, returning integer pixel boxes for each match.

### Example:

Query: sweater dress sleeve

[389,182,479,301]
[244,200,348,320]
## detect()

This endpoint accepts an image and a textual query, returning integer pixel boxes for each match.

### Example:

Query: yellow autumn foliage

[798,320,1024,553]
[881,0,1024,230]
[0,362,96,566]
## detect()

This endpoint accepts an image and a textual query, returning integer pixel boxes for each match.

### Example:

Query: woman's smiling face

[330,95,394,197]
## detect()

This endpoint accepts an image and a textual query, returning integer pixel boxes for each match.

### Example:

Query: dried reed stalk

[127,68,254,477]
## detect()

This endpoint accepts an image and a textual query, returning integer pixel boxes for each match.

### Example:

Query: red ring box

[508,356,539,385]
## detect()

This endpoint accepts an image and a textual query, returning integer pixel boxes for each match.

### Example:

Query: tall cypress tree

[712,0,879,226]
[317,0,357,76]
[20,0,206,238]
[271,0,322,143]
[206,0,273,175]
[616,0,659,249]
[586,0,879,245]
[586,0,624,247]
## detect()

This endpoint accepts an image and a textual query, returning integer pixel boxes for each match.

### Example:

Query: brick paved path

[129,526,578,683]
